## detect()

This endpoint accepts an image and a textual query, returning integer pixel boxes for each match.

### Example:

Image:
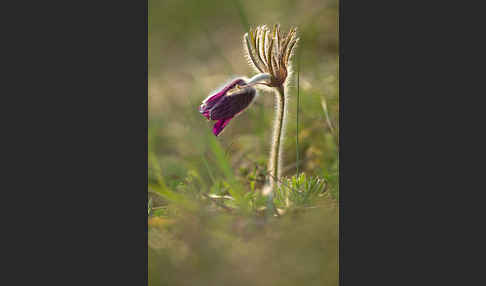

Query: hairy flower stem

[265,85,287,207]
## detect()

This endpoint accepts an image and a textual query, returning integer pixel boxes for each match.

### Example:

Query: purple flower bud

[199,77,257,136]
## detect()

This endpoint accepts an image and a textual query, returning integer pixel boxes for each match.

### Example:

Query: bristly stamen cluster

[244,24,298,88]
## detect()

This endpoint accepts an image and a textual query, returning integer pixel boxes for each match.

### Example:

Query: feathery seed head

[244,24,299,88]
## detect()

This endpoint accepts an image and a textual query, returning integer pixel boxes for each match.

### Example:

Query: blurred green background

[149,0,339,285]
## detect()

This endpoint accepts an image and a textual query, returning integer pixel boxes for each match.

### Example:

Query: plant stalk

[265,85,287,202]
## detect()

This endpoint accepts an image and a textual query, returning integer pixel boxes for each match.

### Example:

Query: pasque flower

[199,24,298,207]
[199,77,258,136]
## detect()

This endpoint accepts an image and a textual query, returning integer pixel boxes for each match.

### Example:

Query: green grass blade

[208,136,245,205]
[149,151,169,192]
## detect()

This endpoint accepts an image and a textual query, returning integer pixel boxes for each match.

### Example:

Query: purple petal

[210,87,256,120]
[201,78,246,109]
[200,108,211,119]
[200,102,213,119]
[199,77,256,136]
[213,117,233,136]
[199,78,246,118]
